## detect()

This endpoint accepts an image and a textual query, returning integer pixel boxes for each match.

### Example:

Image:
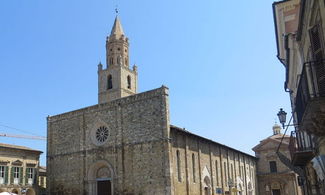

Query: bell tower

[98,16,138,104]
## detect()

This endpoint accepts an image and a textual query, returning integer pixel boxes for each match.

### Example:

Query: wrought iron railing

[295,59,325,123]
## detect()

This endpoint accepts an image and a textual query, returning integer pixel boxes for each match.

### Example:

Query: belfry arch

[87,160,114,195]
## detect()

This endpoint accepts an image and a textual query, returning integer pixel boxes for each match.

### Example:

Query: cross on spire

[115,5,119,15]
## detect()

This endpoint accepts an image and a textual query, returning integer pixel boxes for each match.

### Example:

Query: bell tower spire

[98,16,138,104]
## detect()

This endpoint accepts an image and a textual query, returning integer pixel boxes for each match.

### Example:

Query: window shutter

[310,24,325,95]
[25,168,29,184]
[310,25,323,60]
[4,166,8,184]
[33,168,37,185]
[19,167,23,184]
[10,167,14,184]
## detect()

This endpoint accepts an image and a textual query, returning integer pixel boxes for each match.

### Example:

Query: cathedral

[47,16,257,195]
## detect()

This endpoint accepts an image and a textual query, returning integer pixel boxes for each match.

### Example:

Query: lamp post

[277,108,287,129]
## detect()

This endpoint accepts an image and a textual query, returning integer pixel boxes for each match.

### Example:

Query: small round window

[96,126,109,144]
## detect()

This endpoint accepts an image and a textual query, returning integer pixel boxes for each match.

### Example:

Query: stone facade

[47,87,171,195]
[47,16,257,195]
[253,125,302,195]
[0,143,42,195]
[171,126,257,195]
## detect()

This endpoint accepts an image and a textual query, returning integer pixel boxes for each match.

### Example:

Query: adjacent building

[273,0,325,194]
[0,143,42,195]
[253,124,303,195]
[47,16,258,195]
[38,166,46,195]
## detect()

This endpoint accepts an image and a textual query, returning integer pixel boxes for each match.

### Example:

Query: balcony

[289,130,315,166]
[295,59,325,136]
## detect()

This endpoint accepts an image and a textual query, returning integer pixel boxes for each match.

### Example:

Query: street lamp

[277,108,287,129]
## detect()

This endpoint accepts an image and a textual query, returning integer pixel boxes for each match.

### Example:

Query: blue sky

[0,0,293,166]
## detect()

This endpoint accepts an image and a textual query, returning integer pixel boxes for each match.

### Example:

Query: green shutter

[25,168,29,185]
[33,168,37,185]
[19,167,23,184]
[10,167,14,184]
[4,166,8,184]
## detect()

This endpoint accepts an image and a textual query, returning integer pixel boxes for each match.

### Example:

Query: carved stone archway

[87,160,114,195]
[26,188,36,195]
[11,189,19,195]
[203,176,211,195]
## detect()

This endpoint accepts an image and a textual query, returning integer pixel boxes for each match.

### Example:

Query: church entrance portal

[272,189,281,195]
[88,160,114,195]
[97,180,111,195]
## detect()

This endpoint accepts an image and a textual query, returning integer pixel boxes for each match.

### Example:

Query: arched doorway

[203,176,211,195]
[87,160,114,195]
[238,183,243,195]
[26,188,36,195]
[96,167,111,195]
[271,182,281,195]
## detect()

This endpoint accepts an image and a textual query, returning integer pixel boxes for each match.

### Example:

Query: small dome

[272,123,281,135]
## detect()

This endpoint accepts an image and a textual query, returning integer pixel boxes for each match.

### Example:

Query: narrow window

[224,162,227,186]
[176,150,181,182]
[117,56,121,65]
[127,75,131,89]
[269,161,277,173]
[27,168,33,179]
[110,57,113,65]
[27,168,34,185]
[107,75,113,90]
[231,164,234,180]
[13,167,20,185]
[241,166,245,178]
[13,167,19,179]
[215,160,219,186]
[125,58,128,65]
[192,154,196,182]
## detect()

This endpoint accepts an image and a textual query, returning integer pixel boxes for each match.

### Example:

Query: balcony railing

[289,130,315,166]
[295,59,325,124]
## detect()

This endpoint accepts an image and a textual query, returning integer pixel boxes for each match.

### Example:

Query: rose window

[96,126,109,143]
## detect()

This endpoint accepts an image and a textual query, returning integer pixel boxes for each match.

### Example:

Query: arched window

[224,162,227,186]
[117,56,121,65]
[241,166,246,178]
[192,153,196,183]
[127,75,131,89]
[110,57,113,65]
[107,75,112,90]
[231,164,234,180]
[176,150,181,182]
[215,160,219,186]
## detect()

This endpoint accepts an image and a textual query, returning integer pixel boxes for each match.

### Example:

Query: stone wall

[170,127,257,195]
[47,86,172,195]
